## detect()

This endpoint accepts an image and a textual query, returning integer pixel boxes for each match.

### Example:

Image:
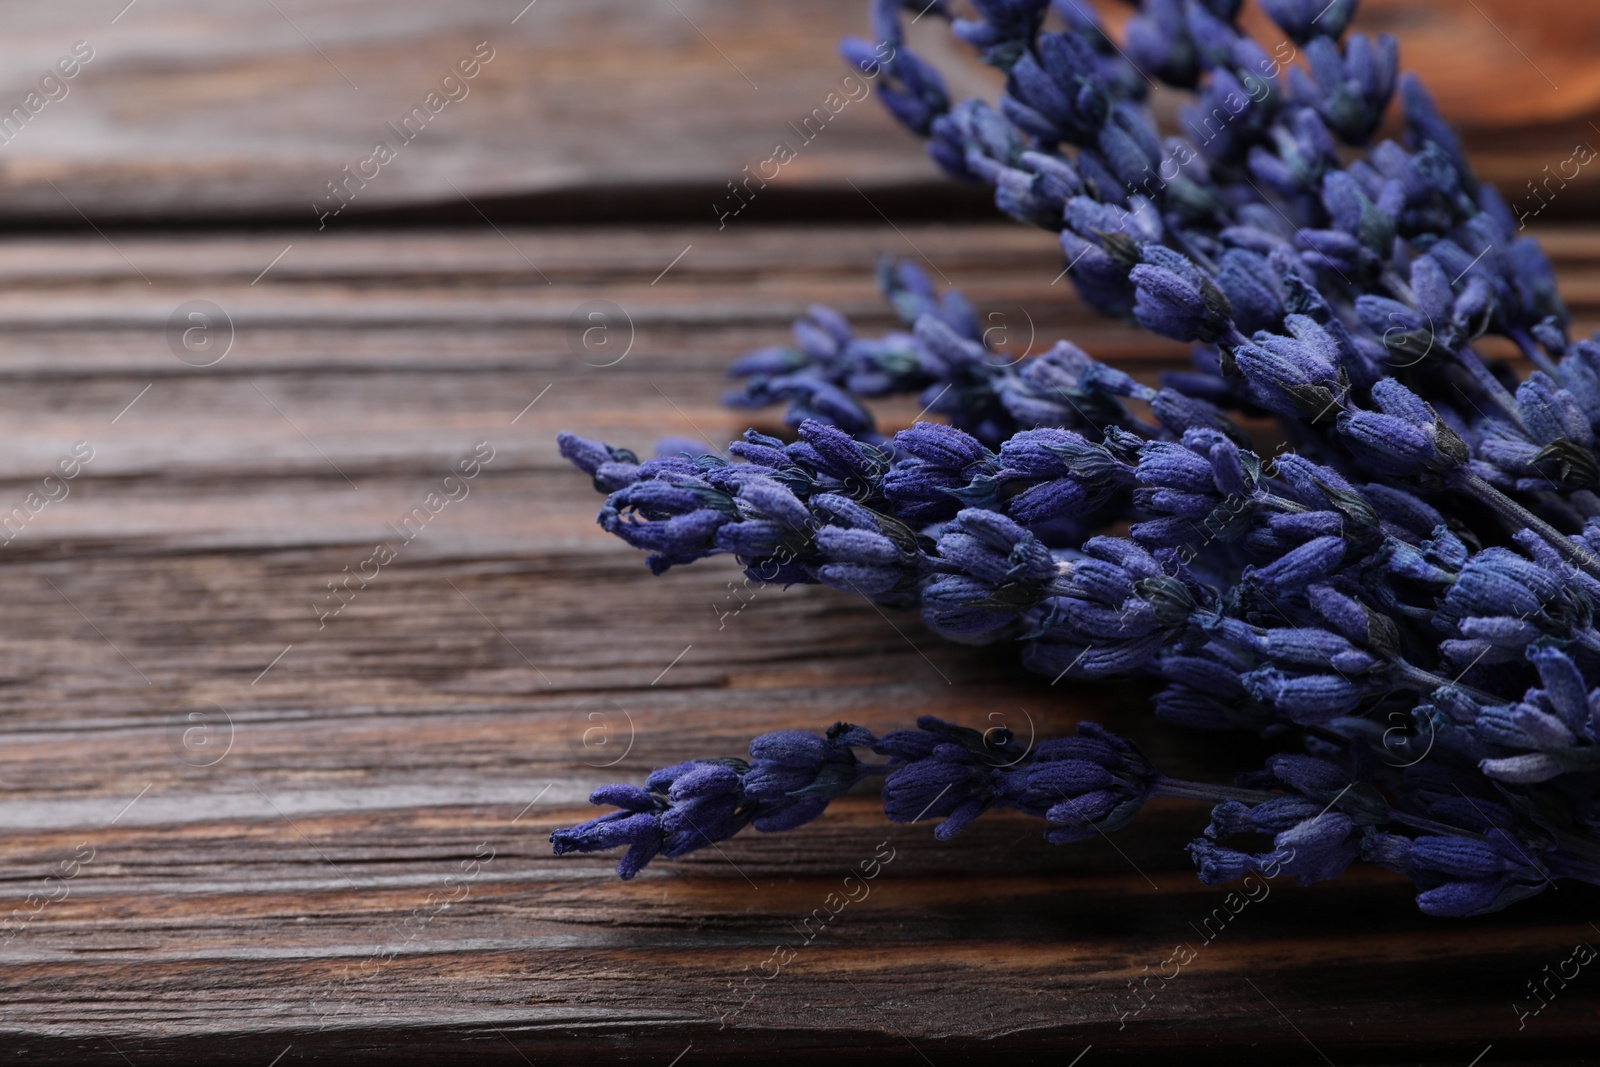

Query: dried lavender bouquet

[550,0,1600,916]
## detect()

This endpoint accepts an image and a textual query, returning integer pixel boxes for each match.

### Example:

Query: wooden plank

[0,0,962,223]
[0,222,1597,1063]
[0,1,1595,223]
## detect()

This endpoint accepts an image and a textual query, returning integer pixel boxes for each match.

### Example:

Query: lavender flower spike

[551,724,879,880]
[549,0,1600,917]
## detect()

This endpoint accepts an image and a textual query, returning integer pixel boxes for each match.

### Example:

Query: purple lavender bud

[1248,535,1346,595]
[1023,539,1203,678]
[816,526,901,566]
[1226,327,1342,421]
[1188,839,1257,883]
[1183,69,1267,165]
[1449,620,1545,667]
[791,380,877,436]
[1274,811,1362,883]
[1033,758,1113,798]
[882,422,997,524]
[1043,791,1120,842]
[921,575,1022,639]
[719,518,798,562]
[727,345,808,379]
[996,340,1139,433]
[598,480,735,573]
[1150,387,1241,438]
[1157,650,1249,698]
[1137,439,1218,492]
[878,718,1016,836]
[1305,585,1369,643]
[737,477,811,529]
[1479,752,1565,784]
[1056,195,1159,316]
[1244,668,1368,722]
[558,431,637,477]
[1339,411,1438,473]
[1508,236,1567,330]
[1215,248,1286,335]
[1210,795,1324,837]
[1182,1,1237,71]
[840,36,889,80]
[855,15,952,136]
[550,809,663,880]
[552,724,884,879]
[1339,379,1471,480]
[1008,477,1104,524]
[795,304,851,358]
[793,419,889,490]
[870,0,906,48]
[995,165,1066,227]
[1401,73,1474,190]
[556,760,749,880]
[726,431,789,471]
[1124,0,1199,88]
[996,428,1125,524]
[1253,108,1344,201]
[885,754,988,839]
[1268,754,1350,794]
[1517,372,1593,449]
[1130,245,1234,344]
[914,313,993,378]
[1194,795,1365,888]
[1411,836,1508,880]
[1291,35,1397,145]
[1006,51,1085,143]
[1061,559,1134,608]
[1527,645,1590,731]
[1415,879,1506,917]
[1322,170,1395,253]
[813,562,901,597]
[742,725,876,832]
[1509,703,1577,749]
[1438,548,1577,642]
[1297,227,1371,277]
[1259,0,1355,43]
[1097,102,1163,187]
[1359,830,1413,871]
[953,0,1051,67]
[1266,456,1376,529]
[878,258,935,325]
[1307,583,1397,650]
[936,508,1059,586]
[1246,511,1349,557]
[1361,484,1446,542]
[1020,149,1085,204]
[1558,340,1600,429]
[1037,723,1157,841]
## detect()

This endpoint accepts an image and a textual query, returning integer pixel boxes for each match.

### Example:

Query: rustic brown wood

[0,0,1595,224]
[0,222,1596,1063]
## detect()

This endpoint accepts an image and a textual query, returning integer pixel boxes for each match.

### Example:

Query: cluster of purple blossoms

[551,0,1600,916]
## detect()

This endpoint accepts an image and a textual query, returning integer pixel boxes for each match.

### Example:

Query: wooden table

[3,1,1600,1063]
[0,222,1593,1065]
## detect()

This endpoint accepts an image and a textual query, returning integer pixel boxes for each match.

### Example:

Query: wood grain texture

[0,222,1597,1064]
[0,0,1594,223]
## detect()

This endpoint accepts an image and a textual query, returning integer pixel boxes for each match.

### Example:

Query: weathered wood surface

[0,222,1596,1064]
[0,0,1594,223]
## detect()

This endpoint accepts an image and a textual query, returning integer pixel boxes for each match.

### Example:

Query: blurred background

[0,0,1596,225]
